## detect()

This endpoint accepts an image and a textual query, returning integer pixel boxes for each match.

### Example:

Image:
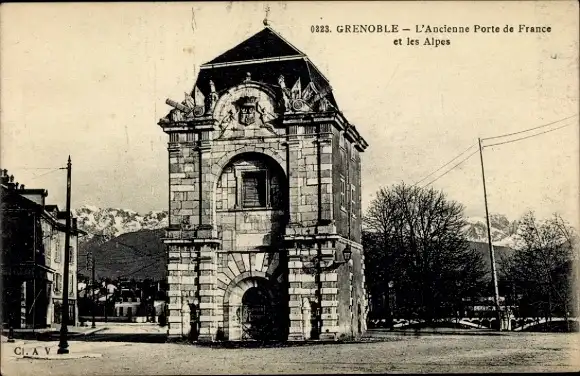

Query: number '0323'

[311,25,331,33]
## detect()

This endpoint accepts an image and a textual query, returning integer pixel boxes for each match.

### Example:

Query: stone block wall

[332,127,363,243]
[286,238,341,340]
[166,243,218,340]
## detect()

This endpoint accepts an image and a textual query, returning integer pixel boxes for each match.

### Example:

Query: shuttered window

[340,177,346,209]
[351,185,356,216]
[55,273,62,292]
[242,171,267,208]
[54,236,61,263]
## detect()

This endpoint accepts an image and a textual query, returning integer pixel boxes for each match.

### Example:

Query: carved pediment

[213,83,280,139]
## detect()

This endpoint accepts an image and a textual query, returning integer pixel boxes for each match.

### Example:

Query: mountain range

[74,205,519,280]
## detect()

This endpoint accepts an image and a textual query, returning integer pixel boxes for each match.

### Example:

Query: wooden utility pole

[105,282,108,323]
[91,251,96,328]
[478,139,502,330]
[58,156,72,354]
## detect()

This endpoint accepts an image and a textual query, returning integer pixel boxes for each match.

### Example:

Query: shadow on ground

[71,332,168,343]
[1,330,168,343]
[185,337,391,349]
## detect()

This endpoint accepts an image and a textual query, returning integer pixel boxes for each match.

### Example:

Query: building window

[55,273,62,292]
[119,307,124,316]
[69,277,74,297]
[340,177,346,210]
[68,246,74,264]
[45,231,52,262]
[340,133,347,150]
[54,236,61,263]
[341,148,347,170]
[241,171,268,208]
[351,184,356,216]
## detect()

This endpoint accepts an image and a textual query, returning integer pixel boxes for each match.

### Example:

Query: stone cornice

[158,116,217,132]
[159,111,368,151]
[281,111,368,152]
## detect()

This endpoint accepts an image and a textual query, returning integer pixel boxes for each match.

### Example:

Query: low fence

[368,317,579,332]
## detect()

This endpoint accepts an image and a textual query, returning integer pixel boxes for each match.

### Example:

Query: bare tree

[364,183,487,324]
[501,211,578,331]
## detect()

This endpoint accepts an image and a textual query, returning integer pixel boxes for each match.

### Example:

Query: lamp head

[343,246,352,263]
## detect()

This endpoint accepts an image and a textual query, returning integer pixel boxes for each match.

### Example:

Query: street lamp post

[7,312,15,343]
[57,156,72,355]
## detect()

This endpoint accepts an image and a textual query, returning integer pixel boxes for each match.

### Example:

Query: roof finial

[263,5,270,27]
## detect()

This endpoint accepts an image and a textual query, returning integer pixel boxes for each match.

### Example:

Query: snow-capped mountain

[73,205,520,248]
[73,205,168,240]
[463,213,520,248]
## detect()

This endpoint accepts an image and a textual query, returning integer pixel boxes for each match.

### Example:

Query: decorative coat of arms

[235,96,258,126]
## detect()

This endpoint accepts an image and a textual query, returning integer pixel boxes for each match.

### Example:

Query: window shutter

[242,171,267,208]
[340,178,346,208]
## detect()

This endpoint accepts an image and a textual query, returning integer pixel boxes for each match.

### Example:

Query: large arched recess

[212,150,289,228]
[212,151,290,341]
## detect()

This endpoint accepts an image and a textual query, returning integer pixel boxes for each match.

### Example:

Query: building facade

[1,170,80,328]
[51,210,80,326]
[159,27,368,341]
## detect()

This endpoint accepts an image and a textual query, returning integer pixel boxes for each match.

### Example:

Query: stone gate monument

[158,26,369,342]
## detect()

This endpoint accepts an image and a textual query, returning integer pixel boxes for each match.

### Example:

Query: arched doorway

[225,274,286,341]
[241,284,277,340]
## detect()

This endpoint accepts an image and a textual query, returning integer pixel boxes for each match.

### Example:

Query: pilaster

[196,244,219,341]
[286,129,304,226]
[317,135,334,224]
[168,139,200,230]
[287,244,304,340]
[197,130,216,238]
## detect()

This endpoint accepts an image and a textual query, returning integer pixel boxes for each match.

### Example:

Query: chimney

[19,188,48,206]
[4,174,16,189]
[0,170,9,185]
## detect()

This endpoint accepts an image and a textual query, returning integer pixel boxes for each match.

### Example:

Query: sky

[1,1,579,227]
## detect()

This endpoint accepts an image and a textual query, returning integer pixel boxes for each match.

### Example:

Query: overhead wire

[481,114,578,141]
[115,259,163,279]
[421,149,479,188]
[413,143,476,187]
[88,232,161,259]
[418,114,578,188]
[28,167,66,180]
[483,121,577,148]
